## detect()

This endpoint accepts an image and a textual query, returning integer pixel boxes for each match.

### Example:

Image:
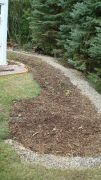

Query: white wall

[0,0,8,65]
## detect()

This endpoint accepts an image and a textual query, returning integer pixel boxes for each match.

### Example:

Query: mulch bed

[9,53,101,157]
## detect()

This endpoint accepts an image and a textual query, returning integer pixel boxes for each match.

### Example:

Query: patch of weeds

[87,73,101,94]
[7,53,17,61]
[0,114,9,140]
[65,90,71,96]
[45,81,49,85]
[0,121,9,140]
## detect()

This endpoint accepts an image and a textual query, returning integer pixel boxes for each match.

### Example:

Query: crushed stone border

[5,139,101,169]
[8,50,101,113]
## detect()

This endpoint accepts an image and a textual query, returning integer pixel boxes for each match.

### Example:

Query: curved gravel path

[8,50,101,113]
[5,139,101,169]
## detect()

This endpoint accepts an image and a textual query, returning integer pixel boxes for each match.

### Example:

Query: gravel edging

[5,139,101,169]
[8,50,101,113]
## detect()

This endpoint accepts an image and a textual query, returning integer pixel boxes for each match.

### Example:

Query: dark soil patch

[9,53,101,157]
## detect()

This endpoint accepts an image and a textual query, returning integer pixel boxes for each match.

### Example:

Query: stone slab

[0,62,28,76]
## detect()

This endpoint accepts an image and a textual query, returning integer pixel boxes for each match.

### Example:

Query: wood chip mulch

[9,54,101,157]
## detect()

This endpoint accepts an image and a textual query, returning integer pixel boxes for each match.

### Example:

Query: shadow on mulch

[9,53,101,157]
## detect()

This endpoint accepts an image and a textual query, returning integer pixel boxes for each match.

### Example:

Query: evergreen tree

[58,0,80,57]
[89,27,101,61]
[59,0,101,72]
[30,0,63,55]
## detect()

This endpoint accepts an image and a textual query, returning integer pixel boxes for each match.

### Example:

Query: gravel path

[5,139,101,169]
[8,50,101,113]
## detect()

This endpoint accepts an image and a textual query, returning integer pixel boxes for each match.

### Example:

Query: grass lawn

[1,142,101,180]
[0,53,101,179]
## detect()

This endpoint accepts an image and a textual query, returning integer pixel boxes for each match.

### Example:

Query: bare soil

[9,54,101,157]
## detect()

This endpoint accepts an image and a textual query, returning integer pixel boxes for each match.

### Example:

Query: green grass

[0,73,40,110]
[1,141,101,180]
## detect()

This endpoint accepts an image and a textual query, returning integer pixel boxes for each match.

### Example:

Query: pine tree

[30,0,63,55]
[59,0,101,72]
[89,27,101,61]
[58,0,80,57]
